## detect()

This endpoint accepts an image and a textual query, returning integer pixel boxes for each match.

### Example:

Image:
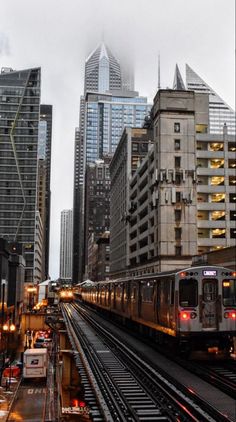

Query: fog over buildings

[0,0,234,279]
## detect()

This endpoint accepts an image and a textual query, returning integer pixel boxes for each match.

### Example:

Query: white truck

[23,348,48,378]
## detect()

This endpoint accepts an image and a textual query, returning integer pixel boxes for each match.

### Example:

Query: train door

[201,279,218,330]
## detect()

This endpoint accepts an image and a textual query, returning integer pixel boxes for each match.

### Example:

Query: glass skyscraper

[85,91,151,163]
[0,67,41,283]
[185,64,235,135]
[73,42,150,282]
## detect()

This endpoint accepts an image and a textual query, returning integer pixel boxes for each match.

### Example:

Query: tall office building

[60,209,73,283]
[185,64,235,135]
[73,42,146,282]
[84,157,111,276]
[110,127,153,274]
[0,67,41,284]
[84,91,151,164]
[39,105,53,280]
[85,43,122,94]
[110,90,236,277]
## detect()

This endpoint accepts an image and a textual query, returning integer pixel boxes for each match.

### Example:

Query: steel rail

[73,302,234,422]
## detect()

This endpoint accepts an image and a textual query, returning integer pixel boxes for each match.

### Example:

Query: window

[141,282,153,302]
[174,122,180,133]
[222,279,236,306]
[176,192,181,202]
[229,194,236,203]
[175,209,181,222]
[174,139,181,150]
[230,228,236,238]
[132,143,138,152]
[175,246,182,256]
[140,143,148,152]
[175,173,181,185]
[175,156,181,168]
[175,227,182,240]
[179,278,198,307]
[230,211,236,220]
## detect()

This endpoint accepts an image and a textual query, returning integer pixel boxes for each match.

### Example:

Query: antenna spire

[158,52,161,90]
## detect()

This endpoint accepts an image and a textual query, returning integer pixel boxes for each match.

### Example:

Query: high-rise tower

[0,67,41,284]
[185,64,235,135]
[60,209,73,283]
[72,43,149,283]
[85,43,122,94]
[39,105,52,280]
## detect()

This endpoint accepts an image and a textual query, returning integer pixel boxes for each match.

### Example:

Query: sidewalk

[0,377,20,422]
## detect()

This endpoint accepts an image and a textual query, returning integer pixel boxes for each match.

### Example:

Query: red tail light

[71,398,86,408]
[224,311,236,319]
[180,311,190,321]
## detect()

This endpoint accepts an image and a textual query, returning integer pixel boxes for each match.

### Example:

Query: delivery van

[23,348,48,378]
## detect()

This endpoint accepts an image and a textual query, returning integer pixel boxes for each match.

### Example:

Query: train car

[59,288,74,303]
[81,266,236,358]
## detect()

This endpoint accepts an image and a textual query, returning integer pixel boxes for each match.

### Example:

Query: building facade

[0,67,41,284]
[39,105,53,280]
[109,89,236,277]
[84,157,111,275]
[60,209,73,283]
[110,127,153,274]
[84,91,151,165]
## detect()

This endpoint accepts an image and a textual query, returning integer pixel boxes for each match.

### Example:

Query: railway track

[61,303,234,422]
[188,360,236,399]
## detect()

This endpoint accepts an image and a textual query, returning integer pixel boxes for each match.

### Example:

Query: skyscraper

[0,67,41,284]
[185,64,235,135]
[73,43,136,282]
[84,43,122,94]
[60,209,73,283]
[84,90,151,164]
[39,105,53,280]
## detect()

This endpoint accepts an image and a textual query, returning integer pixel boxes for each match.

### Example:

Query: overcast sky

[0,0,235,280]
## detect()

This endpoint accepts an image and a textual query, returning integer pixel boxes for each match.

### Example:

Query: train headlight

[190,312,197,319]
[68,291,73,297]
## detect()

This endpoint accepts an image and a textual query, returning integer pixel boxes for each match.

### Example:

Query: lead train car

[81,266,236,357]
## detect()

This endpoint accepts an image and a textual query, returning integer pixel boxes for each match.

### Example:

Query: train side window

[170,279,175,305]
[179,278,198,307]
[142,282,153,302]
[131,285,137,301]
[222,279,236,306]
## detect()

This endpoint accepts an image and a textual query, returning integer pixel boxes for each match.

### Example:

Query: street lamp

[2,322,16,390]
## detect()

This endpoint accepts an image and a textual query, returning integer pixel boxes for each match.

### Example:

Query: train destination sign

[203,270,217,276]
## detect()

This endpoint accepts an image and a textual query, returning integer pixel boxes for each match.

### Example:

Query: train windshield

[179,278,198,307]
[222,279,236,306]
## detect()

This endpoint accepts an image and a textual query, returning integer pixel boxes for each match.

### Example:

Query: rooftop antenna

[101,29,105,43]
[158,52,161,91]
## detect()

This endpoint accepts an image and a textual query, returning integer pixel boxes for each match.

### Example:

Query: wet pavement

[0,378,20,422]
[7,379,46,422]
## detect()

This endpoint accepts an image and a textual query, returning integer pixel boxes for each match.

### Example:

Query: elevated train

[79,266,236,357]
[59,288,74,303]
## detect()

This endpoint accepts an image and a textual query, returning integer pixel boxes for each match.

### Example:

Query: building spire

[158,52,161,90]
[173,64,185,90]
